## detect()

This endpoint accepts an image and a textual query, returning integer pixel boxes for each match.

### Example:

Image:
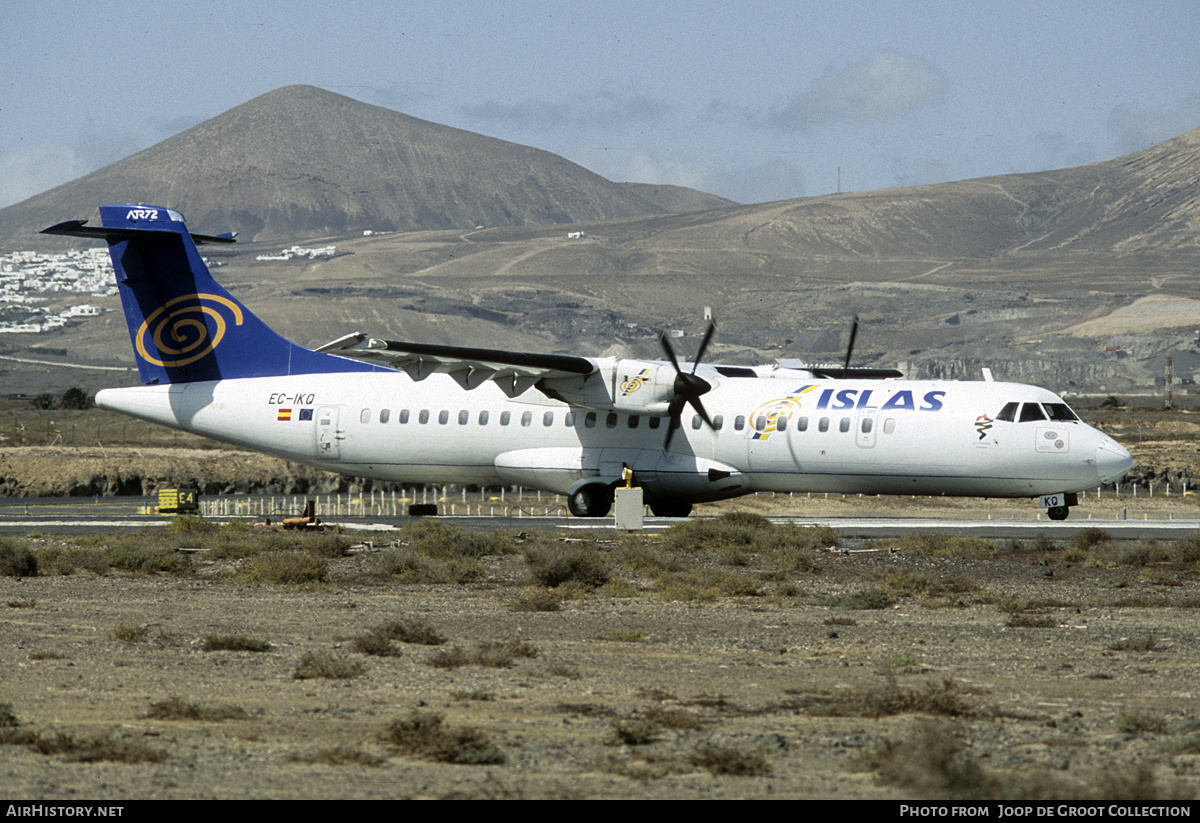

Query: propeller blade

[663,415,679,452]
[843,315,859,374]
[659,330,682,373]
[692,321,716,373]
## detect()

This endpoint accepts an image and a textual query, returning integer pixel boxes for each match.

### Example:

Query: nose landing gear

[1040,492,1078,521]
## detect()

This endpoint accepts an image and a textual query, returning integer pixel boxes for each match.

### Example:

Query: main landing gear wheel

[649,500,692,518]
[1047,506,1070,521]
[568,484,613,518]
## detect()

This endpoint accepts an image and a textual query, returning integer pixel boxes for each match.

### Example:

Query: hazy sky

[3,0,1198,209]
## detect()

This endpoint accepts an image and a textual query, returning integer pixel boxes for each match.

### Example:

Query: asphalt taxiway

[2,496,1197,540]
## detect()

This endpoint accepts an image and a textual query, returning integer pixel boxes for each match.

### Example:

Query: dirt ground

[3,527,1200,801]
[3,405,1200,800]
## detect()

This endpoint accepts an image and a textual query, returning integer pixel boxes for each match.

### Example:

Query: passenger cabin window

[883,418,896,434]
[996,402,1019,422]
[712,415,724,430]
[379,409,390,424]
[755,415,767,432]
[478,411,489,425]
[734,415,745,431]
[458,410,469,425]
[564,412,575,427]
[500,411,511,426]
[606,413,618,429]
[521,411,533,427]
[797,416,808,432]
[776,416,787,432]
[438,410,449,425]
[419,410,430,424]
[839,417,850,433]
[399,409,410,424]
[543,411,554,427]
[648,417,660,429]
[629,415,640,429]
[360,409,371,424]
[1018,403,1046,423]
[585,412,597,428]
[818,417,830,432]
[861,417,873,433]
[692,415,702,430]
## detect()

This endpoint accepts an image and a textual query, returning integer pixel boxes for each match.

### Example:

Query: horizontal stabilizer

[41,218,237,245]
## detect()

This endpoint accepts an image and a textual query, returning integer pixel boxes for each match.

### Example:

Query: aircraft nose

[1096,438,1133,485]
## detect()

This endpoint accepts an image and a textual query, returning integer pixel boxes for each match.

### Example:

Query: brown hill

[617,182,738,213]
[0,85,664,246]
[635,126,1200,270]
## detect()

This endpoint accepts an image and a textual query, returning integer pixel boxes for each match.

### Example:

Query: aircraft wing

[315,333,596,397]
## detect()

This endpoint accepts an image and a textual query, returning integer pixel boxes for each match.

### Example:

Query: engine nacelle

[539,358,680,416]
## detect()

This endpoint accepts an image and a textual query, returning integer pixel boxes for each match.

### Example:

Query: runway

[2,496,1197,540]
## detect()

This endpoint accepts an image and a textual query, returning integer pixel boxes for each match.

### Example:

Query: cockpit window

[996,402,1019,422]
[1043,403,1079,422]
[1018,403,1047,423]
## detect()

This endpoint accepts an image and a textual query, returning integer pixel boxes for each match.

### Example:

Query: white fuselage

[96,369,1130,504]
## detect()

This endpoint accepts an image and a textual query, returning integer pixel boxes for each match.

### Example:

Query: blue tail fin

[42,205,373,384]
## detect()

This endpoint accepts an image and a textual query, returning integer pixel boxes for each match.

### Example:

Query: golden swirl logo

[620,368,650,397]
[135,293,244,368]
[748,385,816,440]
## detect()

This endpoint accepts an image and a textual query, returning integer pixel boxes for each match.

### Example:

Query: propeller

[809,315,903,379]
[659,321,716,451]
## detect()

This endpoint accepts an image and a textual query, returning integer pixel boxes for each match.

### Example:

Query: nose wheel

[1040,492,1077,521]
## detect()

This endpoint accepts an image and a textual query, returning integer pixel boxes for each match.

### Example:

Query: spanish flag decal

[277,408,292,421]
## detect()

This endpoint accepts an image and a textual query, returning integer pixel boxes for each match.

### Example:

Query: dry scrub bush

[508,590,563,612]
[107,621,148,643]
[287,745,386,767]
[869,569,981,599]
[34,546,108,576]
[0,538,38,577]
[399,520,516,558]
[235,552,328,585]
[689,743,771,776]
[381,710,505,765]
[368,617,446,645]
[427,639,539,669]
[202,634,272,652]
[106,546,194,575]
[654,568,760,601]
[351,633,400,657]
[293,651,366,680]
[31,731,168,763]
[524,543,609,589]
[146,696,250,721]
[889,533,996,560]
[810,675,981,719]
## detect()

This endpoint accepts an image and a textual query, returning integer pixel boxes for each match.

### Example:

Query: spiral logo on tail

[135,293,244,368]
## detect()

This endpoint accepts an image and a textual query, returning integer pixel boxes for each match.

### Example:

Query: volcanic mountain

[0,85,667,246]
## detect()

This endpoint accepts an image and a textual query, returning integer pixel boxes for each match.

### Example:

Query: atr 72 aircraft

[43,205,1132,519]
